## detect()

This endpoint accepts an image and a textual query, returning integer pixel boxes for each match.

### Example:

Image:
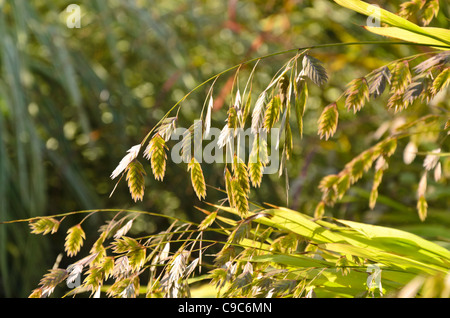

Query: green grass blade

[333,0,450,46]
[364,26,450,50]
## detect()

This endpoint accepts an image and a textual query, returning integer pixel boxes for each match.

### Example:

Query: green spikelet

[231,177,249,218]
[390,61,411,94]
[227,106,238,129]
[318,103,338,140]
[29,217,60,235]
[65,224,86,257]
[431,67,449,96]
[417,195,428,222]
[233,156,250,195]
[248,135,265,188]
[387,92,408,113]
[198,211,217,231]
[33,268,68,297]
[344,77,369,113]
[263,95,281,131]
[144,134,167,181]
[368,66,391,98]
[302,54,328,87]
[248,161,263,188]
[125,160,146,202]
[188,157,207,200]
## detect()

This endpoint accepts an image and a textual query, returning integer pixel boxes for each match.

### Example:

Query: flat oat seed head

[263,95,281,131]
[188,157,207,200]
[251,91,267,134]
[423,148,441,171]
[64,224,86,257]
[144,134,167,181]
[403,141,418,165]
[231,177,249,218]
[110,144,142,180]
[421,0,439,26]
[369,168,384,210]
[224,168,235,208]
[405,73,434,105]
[369,66,391,98]
[390,61,412,94]
[413,51,449,75]
[114,219,134,239]
[37,268,68,298]
[125,160,146,202]
[387,92,408,113]
[302,54,328,87]
[227,105,238,129]
[431,67,450,96]
[417,195,428,222]
[318,103,338,140]
[248,136,266,188]
[233,156,250,195]
[156,117,177,142]
[218,124,233,149]
[398,0,423,20]
[344,77,369,113]
[29,217,60,235]
[294,79,308,137]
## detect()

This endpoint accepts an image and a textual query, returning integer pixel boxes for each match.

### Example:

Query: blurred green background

[0,0,448,297]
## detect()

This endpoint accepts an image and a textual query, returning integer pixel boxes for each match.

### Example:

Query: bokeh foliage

[0,0,448,297]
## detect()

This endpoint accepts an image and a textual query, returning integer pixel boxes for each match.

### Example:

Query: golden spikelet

[344,77,369,113]
[65,224,86,257]
[144,134,167,181]
[29,217,60,235]
[431,67,449,96]
[125,160,146,202]
[368,66,391,98]
[318,103,338,140]
[263,95,281,131]
[224,168,235,208]
[233,156,250,195]
[390,61,411,94]
[417,195,428,222]
[369,169,384,210]
[302,54,328,87]
[248,157,263,188]
[231,177,249,218]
